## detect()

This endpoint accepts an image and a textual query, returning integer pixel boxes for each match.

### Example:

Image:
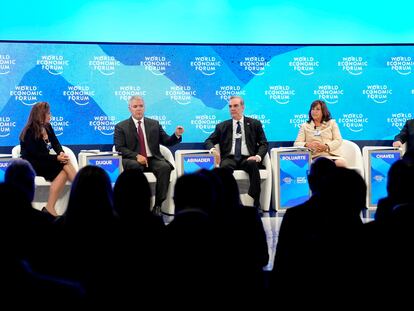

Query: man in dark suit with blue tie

[205,96,268,209]
[114,96,184,215]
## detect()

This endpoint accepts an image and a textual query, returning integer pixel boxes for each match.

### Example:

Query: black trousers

[220,156,261,206]
[122,157,172,206]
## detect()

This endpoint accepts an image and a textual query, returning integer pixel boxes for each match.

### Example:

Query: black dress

[20,124,64,181]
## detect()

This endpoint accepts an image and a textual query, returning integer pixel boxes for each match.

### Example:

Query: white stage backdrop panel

[1,41,413,146]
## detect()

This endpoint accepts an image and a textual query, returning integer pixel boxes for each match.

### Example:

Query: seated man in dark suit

[114,95,184,216]
[393,119,414,153]
[204,96,268,209]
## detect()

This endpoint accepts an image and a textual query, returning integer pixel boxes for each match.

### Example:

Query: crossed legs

[45,162,77,216]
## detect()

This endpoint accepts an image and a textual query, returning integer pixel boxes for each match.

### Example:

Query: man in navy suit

[205,96,268,209]
[114,96,184,215]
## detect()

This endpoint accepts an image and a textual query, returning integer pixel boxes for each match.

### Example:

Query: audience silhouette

[113,168,165,307]
[270,165,366,307]
[3,148,414,307]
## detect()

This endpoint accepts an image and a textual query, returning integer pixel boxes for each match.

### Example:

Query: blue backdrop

[1,41,413,150]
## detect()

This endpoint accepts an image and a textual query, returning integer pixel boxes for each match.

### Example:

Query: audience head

[174,173,215,215]
[197,169,225,213]
[211,168,240,211]
[308,157,336,194]
[0,182,36,257]
[65,165,114,227]
[319,167,366,217]
[5,159,36,203]
[387,159,414,204]
[113,168,151,219]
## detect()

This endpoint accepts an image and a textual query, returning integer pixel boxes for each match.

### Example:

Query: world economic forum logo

[265,85,295,104]
[313,85,343,104]
[140,56,171,76]
[36,55,69,75]
[0,54,16,75]
[50,116,69,136]
[191,115,220,134]
[245,114,270,129]
[363,85,392,104]
[289,56,319,76]
[373,175,384,182]
[338,114,368,133]
[337,56,367,75]
[10,85,43,106]
[239,56,270,76]
[115,86,147,102]
[387,56,413,75]
[63,85,95,106]
[146,115,172,130]
[387,113,412,131]
[289,114,307,129]
[89,56,120,76]
[190,56,221,76]
[166,86,196,105]
[89,115,117,136]
[215,86,245,102]
[0,116,16,138]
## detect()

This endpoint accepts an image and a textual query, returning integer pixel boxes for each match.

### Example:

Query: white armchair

[235,152,272,211]
[11,145,78,215]
[340,139,364,178]
[114,144,176,215]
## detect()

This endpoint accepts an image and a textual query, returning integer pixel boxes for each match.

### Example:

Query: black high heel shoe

[41,206,57,218]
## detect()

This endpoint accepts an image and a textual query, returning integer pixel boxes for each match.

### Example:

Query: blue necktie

[234,121,242,161]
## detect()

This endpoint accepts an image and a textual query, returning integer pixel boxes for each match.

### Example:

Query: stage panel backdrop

[1,41,413,148]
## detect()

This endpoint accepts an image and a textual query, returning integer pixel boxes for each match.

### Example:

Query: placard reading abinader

[278,151,311,209]
[369,150,401,207]
[182,153,216,175]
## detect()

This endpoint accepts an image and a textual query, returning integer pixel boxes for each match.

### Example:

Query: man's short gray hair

[229,96,244,106]
[128,95,144,105]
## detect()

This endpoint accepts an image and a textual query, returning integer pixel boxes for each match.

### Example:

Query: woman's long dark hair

[19,101,50,141]
[307,100,332,123]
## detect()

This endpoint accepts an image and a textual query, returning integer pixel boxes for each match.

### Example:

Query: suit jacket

[294,119,343,158]
[204,117,268,161]
[20,123,63,163]
[114,117,181,161]
[394,119,414,153]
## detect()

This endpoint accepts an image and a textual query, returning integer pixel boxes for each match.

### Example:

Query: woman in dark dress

[19,102,77,216]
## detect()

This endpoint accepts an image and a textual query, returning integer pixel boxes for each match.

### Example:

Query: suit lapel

[225,120,233,148]
[129,117,138,141]
[143,117,150,142]
[244,117,251,138]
